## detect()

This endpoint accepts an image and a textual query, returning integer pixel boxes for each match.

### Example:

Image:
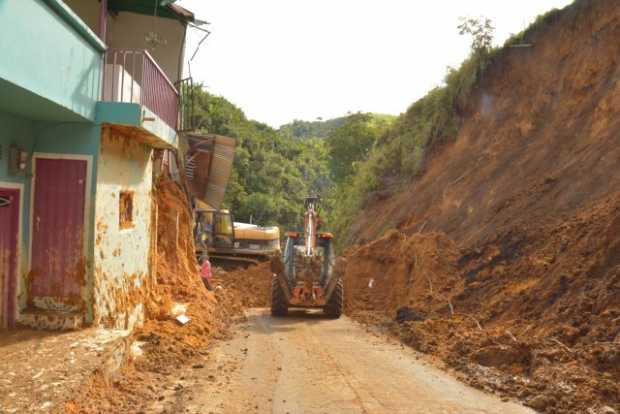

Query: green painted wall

[0,112,35,269]
[0,0,103,122]
[0,109,101,317]
[0,110,100,252]
[0,112,35,184]
[96,102,178,148]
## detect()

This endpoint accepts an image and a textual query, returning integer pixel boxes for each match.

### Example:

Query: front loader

[270,197,344,318]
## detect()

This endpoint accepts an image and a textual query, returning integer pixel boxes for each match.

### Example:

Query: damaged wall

[93,126,153,329]
[1,112,101,329]
[0,112,34,326]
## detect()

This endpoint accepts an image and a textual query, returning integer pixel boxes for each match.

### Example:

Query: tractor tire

[271,274,288,317]
[324,278,344,319]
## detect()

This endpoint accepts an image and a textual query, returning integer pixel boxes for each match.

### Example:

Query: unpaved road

[172,309,537,414]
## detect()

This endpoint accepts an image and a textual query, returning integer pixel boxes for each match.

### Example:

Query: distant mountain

[278,118,347,140]
[279,114,396,140]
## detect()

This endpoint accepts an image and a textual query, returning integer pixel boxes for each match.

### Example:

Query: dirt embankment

[212,262,273,311]
[342,1,620,413]
[61,179,272,413]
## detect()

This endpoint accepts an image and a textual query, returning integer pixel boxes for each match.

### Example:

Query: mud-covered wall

[1,111,101,328]
[93,126,153,329]
[0,113,34,323]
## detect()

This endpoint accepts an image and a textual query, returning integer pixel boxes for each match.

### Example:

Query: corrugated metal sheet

[205,135,236,209]
[0,188,19,328]
[31,158,87,301]
[185,134,236,209]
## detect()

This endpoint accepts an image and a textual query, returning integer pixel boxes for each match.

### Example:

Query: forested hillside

[339,1,620,412]
[189,87,395,232]
[278,118,346,140]
[188,88,330,229]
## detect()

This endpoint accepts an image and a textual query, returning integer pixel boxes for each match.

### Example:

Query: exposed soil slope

[342,1,620,413]
[353,0,620,246]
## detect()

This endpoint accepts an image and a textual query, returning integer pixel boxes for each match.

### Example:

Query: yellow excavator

[183,132,280,265]
[194,201,280,265]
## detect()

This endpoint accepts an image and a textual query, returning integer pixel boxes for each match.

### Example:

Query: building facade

[0,0,196,330]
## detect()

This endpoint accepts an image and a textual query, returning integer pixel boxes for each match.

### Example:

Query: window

[119,191,134,229]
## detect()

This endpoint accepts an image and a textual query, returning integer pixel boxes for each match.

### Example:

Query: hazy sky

[178,0,573,127]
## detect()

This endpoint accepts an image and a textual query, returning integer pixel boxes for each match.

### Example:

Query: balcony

[102,49,179,130]
[0,0,105,122]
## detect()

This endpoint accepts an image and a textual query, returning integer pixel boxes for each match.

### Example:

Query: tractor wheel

[324,278,344,319]
[271,274,288,317]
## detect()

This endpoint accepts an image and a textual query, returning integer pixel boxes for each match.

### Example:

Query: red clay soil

[59,179,239,413]
[342,1,620,413]
[212,262,273,311]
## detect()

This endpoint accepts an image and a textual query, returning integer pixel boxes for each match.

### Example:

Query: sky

[177,0,573,128]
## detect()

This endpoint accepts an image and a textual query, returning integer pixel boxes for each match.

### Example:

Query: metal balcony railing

[103,49,179,130]
[176,77,196,132]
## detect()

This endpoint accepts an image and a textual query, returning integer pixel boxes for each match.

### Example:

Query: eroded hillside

[341,1,620,413]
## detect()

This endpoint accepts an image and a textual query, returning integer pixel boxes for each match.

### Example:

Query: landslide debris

[341,1,620,413]
[211,262,273,312]
[59,178,266,413]
[342,193,620,413]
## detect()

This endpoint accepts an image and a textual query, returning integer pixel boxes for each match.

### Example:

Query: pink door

[30,158,87,302]
[0,188,19,328]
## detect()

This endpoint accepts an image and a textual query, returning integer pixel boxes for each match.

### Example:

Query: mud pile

[343,193,620,413]
[212,262,273,312]
[342,230,461,317]
[342,1,620,413]
[138,178,231,369]
[61,178,235,413]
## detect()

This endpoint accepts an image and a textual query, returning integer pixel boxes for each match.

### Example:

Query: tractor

[270,197,344,318]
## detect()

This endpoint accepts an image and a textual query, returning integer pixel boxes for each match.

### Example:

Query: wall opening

[119,191,134,229]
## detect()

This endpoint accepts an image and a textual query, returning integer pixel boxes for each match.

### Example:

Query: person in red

[198,254,214,291]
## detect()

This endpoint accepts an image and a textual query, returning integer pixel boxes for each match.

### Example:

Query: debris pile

[138,178,230,369]
[342,194,620,413]
[342,230,461,317]
[211,262,273,312]
[60,178,234,413]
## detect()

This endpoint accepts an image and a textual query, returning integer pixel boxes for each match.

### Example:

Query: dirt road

[178,309,536,414]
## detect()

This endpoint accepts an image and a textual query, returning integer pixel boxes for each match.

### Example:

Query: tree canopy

[189,86,331,231]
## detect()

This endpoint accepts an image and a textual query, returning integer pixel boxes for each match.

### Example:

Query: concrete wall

[93,127,153,329]
[0,0,103,121]
[62,0,100,35]
[107,11,186,84]
[0,110,101,325]
[63,0,186,84]
[0,112,35,325]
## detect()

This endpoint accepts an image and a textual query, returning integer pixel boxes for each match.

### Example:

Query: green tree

[188,86,332,230]
[458,17,495,52]
[326,113,393,183]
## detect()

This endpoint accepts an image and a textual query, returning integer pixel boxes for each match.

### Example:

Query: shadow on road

[242,308,338,334]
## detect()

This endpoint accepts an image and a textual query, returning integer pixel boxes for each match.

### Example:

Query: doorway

[0,186,20,328]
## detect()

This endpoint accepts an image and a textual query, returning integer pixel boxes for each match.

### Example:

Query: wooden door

[30,158,87,301]
[0,187,19,327]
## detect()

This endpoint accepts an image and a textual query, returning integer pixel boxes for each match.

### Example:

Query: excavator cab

[195,209,235,249]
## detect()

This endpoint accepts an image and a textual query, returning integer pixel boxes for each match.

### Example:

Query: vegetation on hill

[189,87,396,232]
[278,118,347,140]
[325,17,502,245]
[188,88,331,229]
[188,10,568,241]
